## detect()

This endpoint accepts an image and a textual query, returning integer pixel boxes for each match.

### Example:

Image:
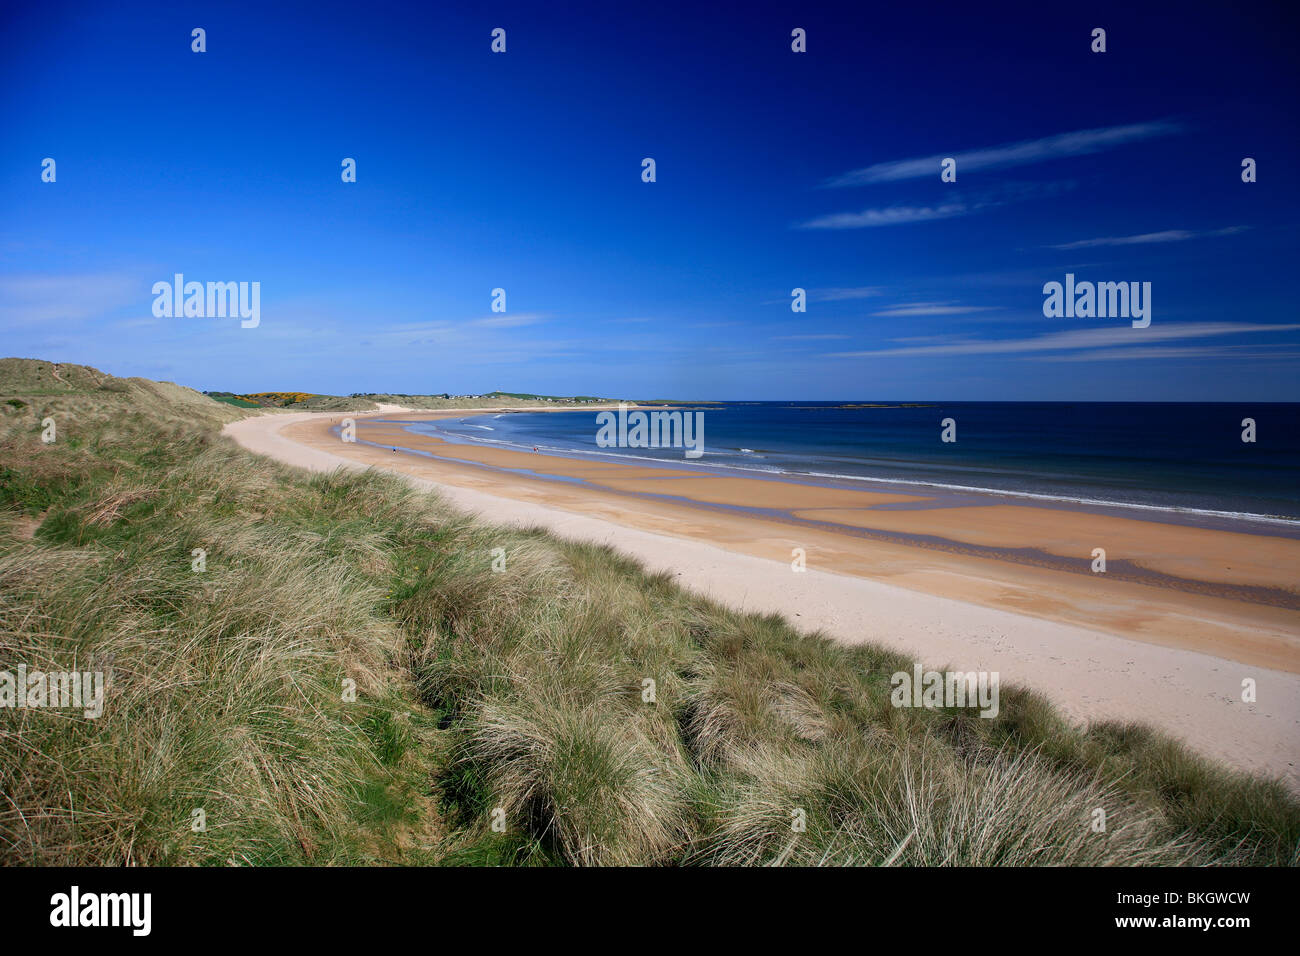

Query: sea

[393,402,1300,526]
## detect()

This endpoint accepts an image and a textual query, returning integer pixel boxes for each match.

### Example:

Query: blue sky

[2,0,1298,400]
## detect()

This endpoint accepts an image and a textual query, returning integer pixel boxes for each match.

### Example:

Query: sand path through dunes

[223,408,1300,787]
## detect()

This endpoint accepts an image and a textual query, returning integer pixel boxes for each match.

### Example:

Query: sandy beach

[225,406,1300,785]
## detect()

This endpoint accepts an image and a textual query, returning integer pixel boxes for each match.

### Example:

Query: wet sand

[314,411,1300,673]
[225,406,1300,784]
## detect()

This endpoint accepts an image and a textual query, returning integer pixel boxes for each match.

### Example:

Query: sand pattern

[225,407,1300,786]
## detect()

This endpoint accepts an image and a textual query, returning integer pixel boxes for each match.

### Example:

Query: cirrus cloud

[823,120,1183,188]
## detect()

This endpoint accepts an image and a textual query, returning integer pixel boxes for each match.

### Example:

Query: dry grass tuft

[1,358,1296,867]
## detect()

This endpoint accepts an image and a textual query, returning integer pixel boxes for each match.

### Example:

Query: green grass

[1,358,1297,866]
[207,395,261,409]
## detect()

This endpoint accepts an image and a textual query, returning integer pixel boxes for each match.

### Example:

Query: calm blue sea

[401,402,1300,522]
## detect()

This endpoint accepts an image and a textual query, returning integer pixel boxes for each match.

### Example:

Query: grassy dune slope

[1,360,1297,866]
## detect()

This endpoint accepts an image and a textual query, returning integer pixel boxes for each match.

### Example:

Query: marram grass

[1,359,1297,866]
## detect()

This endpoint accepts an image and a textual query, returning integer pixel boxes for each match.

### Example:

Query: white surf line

[223,409,1300,788]
[412,413,1300,530]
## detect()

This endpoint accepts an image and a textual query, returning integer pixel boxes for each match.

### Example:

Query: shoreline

[351,429,1300,613]
[423,406,1300,531]
[344,412,1300,631]
[224,406,1300,786]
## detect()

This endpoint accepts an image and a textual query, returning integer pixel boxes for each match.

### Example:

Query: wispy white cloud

[872,302,998,317]
[798,203,970,230]
[763,286,884,305]
[1032,344,1300,362]
[823,120,1182,188]
[813,287,883,301]
[797,181,1075,231]
[827,322,1300,358]
[771,333,850,341]
[1049,226,1248,250]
